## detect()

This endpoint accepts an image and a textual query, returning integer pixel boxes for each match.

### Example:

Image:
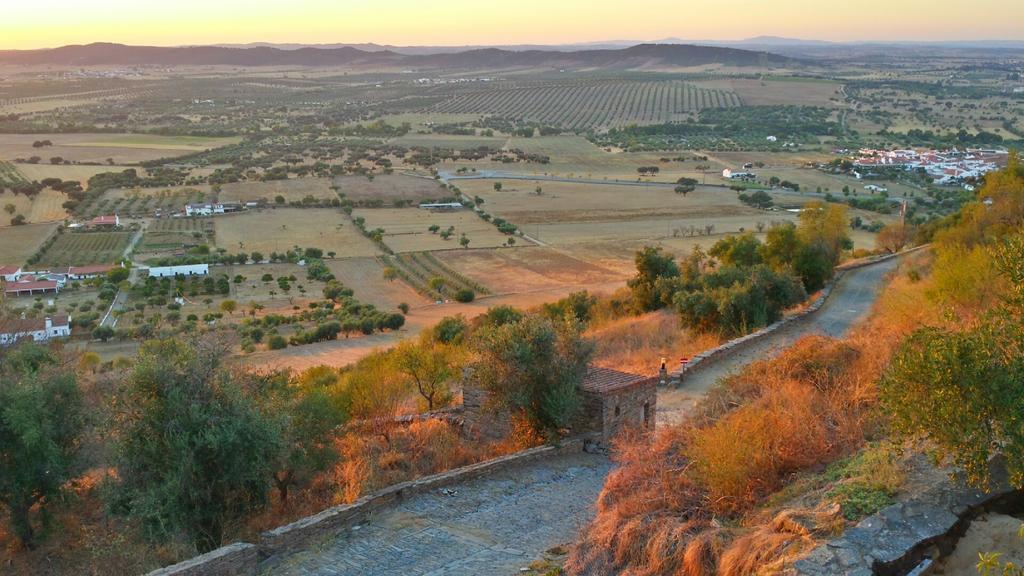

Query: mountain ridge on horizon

[0,41,796,69]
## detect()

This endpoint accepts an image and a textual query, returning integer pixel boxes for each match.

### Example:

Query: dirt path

[657,256,902,426]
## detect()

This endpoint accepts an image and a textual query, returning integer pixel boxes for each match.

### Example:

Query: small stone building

[461,366,657,442]
[574,367,657,441]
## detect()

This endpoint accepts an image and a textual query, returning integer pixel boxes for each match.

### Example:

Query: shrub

[267,335,287,350]
[454,288,475,303]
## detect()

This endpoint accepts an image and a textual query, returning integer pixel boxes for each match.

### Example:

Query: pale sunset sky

[2,0,1022,49]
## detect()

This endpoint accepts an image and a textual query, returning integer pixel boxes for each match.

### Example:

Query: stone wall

[145,543,257,576]
[665,248,923,386]
[146,438,595,576]
[461,384,510,440]
[795,457,1021,576]
[258,436,594,560]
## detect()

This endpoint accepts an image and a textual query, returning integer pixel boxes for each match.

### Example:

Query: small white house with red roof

[0,266,22,282]
[86,214,120,228]
[0,315,72,346]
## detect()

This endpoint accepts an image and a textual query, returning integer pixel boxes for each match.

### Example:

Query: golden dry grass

[214,208,379,257]
[0,222,57,265]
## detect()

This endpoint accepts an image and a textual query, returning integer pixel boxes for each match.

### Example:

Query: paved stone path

[657,256,902,425]
[259,452,612,576]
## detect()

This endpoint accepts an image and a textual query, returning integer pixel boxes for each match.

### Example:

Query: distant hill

[0,42,793,69]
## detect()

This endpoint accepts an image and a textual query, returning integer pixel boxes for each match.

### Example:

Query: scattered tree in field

[0,344,84,549]
[109,337,281,552]
[3,203,14,215]
[92,325,115,342]
[219,300,237,315]
[471,314,593,438]
[493,182,503,192]
[393,336,464,411]
[459,234,470,249]
[398,302,410,314]
[253,367,347,505]
[428,224,441,234]
[383,266,398,282]
[454,288,475,303]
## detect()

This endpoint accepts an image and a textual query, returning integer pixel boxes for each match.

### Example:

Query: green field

[35,231,133,267]
[426,79,741,130]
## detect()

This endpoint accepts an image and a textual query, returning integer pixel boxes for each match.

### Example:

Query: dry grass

[567,254,933,576]
[588,309,721,376]
[214,208,379,257]
[0,222,57,265]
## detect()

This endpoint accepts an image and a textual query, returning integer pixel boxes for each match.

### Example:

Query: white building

[0,315,72,346]
[418,202,464,211]
[0,266,22,282]
[864,185,888,193]
[147,263,210,278]
[722,169,756,180]
[185,203,226,217]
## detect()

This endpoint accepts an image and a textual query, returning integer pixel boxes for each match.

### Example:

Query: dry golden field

[0,133,239,164]
[435,246,625,295]
[0,189,69,225]
[352,207,513,252]
[327,257,428,310]
[214,208,379,257]
[694,77,843,107]
[333,174,451,204]
[0,222,58,265]
[217,178,335,204]
[15,163,139,184]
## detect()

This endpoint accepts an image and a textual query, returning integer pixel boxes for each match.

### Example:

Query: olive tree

[0,344,84,549]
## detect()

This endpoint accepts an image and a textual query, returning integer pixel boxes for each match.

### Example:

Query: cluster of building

[184,202,247,217]
[852,148,1008,187]
[0,264,120,297]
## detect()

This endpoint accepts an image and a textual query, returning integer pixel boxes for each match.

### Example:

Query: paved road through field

[258,255,904,576]
[657,255,903,426]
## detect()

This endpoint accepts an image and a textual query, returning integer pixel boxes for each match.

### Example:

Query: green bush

[454,288,475,303]
[267,335,287,350]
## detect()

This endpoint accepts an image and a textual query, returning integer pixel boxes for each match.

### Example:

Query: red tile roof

[68,264,115,276]
[0,315,70,334]
[4,280,58,293]
[580,367,653,394]
[0,266,20,276]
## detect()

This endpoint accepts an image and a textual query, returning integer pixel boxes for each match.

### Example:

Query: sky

[2,0,1023,50]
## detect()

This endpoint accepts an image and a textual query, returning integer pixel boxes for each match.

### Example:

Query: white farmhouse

[147,264,210,278]
[0,315,72,346]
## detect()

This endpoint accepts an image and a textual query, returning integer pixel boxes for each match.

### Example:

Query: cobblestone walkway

[259,452,612,576]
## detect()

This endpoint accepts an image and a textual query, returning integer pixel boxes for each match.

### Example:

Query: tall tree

[0,344,84,549]
[471,315,593,438]
[110,336,281,552]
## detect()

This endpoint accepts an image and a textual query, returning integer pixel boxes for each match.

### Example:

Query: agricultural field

[332,174,452,205]
[0,222,58,266]
[425,79,742,130]
[0,160,26,187]
[0,189,70,225]
[694,77,843,107]
[435,246,626,295]
[0,133,238,164]
[351,207,514,252]
[34,231,133,267]
[327,257,427,310]
[136,218,214,260]
[215,208,379,257]
[14,163,139,185]
[379,251,492,301]
[86,186,207,219]
[456,179,769,226]
[217,178,336,204]
[390,133,508,150]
